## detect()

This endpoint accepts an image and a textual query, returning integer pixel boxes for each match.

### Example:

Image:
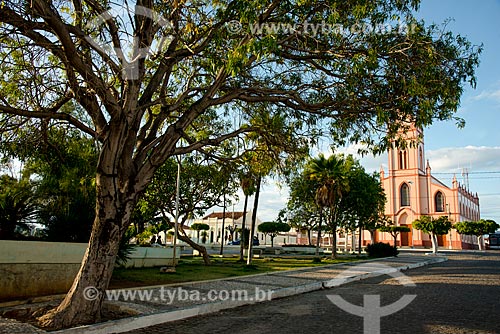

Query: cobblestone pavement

[0,317,46,334]
[1,254,443,334]
[123,252,500,334]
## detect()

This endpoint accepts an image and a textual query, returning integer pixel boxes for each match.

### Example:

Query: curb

[52,255,446,334]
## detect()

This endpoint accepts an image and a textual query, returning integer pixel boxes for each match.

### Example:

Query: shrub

[366,242,398,258]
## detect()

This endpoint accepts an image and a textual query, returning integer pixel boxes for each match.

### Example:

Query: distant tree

[258,222,291,247]
[200,231,208,244]
[141,156,240,265]
[367,215,391,245]
[454,219,499,251]
[235,227,251,246]
[378,224,411,248]
[190,223,210,244]
[242,115,308,265]
[412,216,452,254]
[284,172,320,246]
[335,158,386,254]
[0,175,37,239]
[304,154,349,257]
[25,128,97,242]
[238,173,256,261]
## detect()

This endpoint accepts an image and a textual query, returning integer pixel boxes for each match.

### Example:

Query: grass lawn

[109,255,365,289]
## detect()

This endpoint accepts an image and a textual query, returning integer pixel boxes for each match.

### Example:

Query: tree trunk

[331,222,337,259]
[307,228,312,246]
[315,207,323,257]
[239,194,249,261]
[351,230,356,253]
[477,235,483,251]
[271,236,274,247]
[431,233,438,254]
[38,173,137,329]
[247,176,261,265]
[344,230,348,252]
[177,228,211,265]
[358,226,362,256]
[369,230,375,244]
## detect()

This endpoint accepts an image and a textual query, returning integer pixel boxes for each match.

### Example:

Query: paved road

[124,252,500,334]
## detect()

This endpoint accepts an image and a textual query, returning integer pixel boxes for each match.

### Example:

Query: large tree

[141,155,240,265]
[0,0,480,328]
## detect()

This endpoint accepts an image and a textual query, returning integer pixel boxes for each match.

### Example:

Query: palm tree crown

[304,153,348,209]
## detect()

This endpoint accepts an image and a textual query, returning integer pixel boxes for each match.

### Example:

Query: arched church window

[419,147,424,170]
[435,192,445,212]
[400,183,410,207]
[398,151,408,169]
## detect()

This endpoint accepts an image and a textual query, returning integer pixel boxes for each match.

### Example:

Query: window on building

[419,147,424,170]
[398,151,408,169]
[400,183,410,207]
[435,192,445,212]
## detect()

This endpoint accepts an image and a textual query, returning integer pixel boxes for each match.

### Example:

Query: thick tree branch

[0,104,97,138]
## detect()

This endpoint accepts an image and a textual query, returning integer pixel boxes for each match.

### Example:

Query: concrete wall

[0,240,179,301]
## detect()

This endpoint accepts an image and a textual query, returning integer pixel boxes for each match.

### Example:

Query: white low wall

[281,246,324,254]
[0,240,179,301]
[123,246,180,268]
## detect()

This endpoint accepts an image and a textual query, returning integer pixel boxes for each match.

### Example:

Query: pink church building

[375,124,480,249]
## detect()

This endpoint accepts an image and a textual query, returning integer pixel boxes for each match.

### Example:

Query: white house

[190,211,297,246]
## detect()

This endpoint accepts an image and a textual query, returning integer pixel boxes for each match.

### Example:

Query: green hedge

[366,242,398,258]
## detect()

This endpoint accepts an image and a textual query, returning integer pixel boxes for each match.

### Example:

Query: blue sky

[227,0,500,224]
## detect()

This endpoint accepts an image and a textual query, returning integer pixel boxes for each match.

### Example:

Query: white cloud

[471,88,500,102]
[336,144,387,173]
[426,146,500,172]
[217,145,500,223]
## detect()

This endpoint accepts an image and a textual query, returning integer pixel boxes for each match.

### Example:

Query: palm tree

[0,176,38,239]
[304,154,348,257]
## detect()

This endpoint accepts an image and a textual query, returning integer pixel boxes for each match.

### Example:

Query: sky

[222,0,500,224]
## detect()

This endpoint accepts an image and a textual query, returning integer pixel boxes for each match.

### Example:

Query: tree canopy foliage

[0,127,97,241]
[412,215,452,254]
[285,153,386,256]
[378,224,411,247]
[0,174,37,239]
[454,219,499,251]
[257,221,291,247]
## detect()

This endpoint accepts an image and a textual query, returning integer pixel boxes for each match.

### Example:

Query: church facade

[375,125,481,249]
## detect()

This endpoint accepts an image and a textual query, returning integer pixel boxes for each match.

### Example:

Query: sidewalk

[0,254,446,334]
